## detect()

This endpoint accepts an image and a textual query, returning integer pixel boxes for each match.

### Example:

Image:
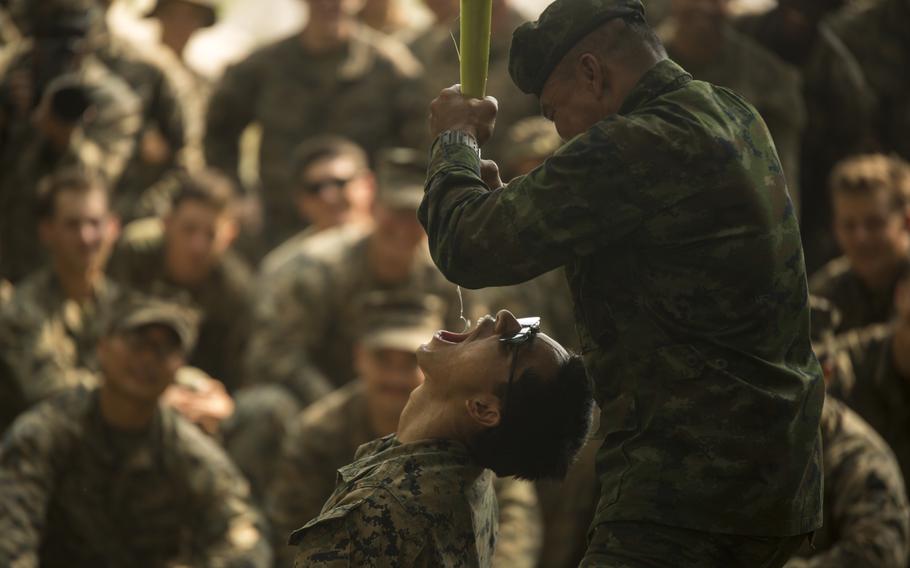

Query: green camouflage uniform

[244,225,467,404]
[0,49,141,283]
[106,218,254,392]
[97,34,189,222]
[290,434,497,567]
[421,51,824,552]
[267,381,542,568]
[830,0,910,161]
[204,24,425,247]
[827,323,910,499]
[784,397,910,567]
[809,255,910,333]
[662,25,806,215]
[408,6,540,163]
[737,14,875,271]
[0,268,118,431]
[0,386,271,567]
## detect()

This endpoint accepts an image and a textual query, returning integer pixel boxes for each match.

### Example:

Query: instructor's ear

[466,396,501,428]
[577,53,607,100]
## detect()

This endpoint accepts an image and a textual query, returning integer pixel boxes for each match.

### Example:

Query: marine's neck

[99,386,157,432]
[397,385,467,444]
[54,260,102,303]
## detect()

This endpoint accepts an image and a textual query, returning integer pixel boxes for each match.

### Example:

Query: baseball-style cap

[509,0,646,96]
[374,147,428,211]
[108,296,200,353]
[357,291,447,353]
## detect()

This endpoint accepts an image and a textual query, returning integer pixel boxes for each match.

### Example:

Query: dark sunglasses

[500,317,541,411]
[300,176,357,195]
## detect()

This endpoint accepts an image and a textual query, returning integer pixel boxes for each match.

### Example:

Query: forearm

[420,139,562,288]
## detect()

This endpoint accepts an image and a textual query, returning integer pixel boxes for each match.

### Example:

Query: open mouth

[435,330,471,344]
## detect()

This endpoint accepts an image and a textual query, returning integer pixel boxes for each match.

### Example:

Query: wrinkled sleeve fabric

[419,123,644,289]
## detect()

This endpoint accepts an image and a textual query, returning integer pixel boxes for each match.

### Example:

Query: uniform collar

[618,58,693,116]
[339,433,476,482]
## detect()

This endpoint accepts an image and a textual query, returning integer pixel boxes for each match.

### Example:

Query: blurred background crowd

[0,0,909,565]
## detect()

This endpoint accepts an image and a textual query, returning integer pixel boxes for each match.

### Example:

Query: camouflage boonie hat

[108,296,201,353]
[357,291,446,353]
[509,0,645,96]
[145,0,218,28]
[375,147,427,211]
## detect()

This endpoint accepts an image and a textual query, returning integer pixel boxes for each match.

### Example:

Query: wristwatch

[435,129,481,158]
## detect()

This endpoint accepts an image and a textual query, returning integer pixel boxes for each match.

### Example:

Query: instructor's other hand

[481,159,504,190]
[430,84,498,145]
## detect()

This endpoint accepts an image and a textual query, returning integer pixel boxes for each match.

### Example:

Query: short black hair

[170,169,236,214]
[34,167,108,220]
[471,354,594,480]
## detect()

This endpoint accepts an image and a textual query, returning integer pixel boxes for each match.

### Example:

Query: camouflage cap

[509,0,645,96]
[108,296,201,353]
[357,291,446,353]
[375,147,427,211]
[145,0,218,28]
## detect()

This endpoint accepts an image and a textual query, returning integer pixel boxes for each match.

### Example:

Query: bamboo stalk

[459,0,493,98]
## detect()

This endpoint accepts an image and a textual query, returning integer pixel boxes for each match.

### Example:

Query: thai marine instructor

[419,0,824,565]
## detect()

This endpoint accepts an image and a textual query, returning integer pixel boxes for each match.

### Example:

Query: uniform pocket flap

[287,487,376,545]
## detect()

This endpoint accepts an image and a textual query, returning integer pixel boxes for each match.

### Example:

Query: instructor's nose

[494,310,521,338]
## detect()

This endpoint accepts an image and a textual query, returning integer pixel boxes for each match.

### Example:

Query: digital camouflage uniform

[0,386,271,567]
[0,268,118,431]
[663,25,806,215]
[97,33,189,222]
[408,5,540,163]
[290,434,497,567]
[421,1,824,557]
[737,14,875,271]
[830,0,910,161]
[107,218,254,392]
[267,381,542,568]
[827,323,910,500]
[204,24,425,247]
[784,396,910,567]
[0,49,141,283]
[809,255,910,333]
[244,224,467,405]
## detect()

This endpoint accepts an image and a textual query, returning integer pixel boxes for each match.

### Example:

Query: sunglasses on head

[500,317,541,345]
[501,317,542,412]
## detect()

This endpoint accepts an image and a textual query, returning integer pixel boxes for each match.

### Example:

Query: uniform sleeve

[204,57,260,188]
[244,260,335,403]
[266,416,342,568]
[491,476,543,568]
[293,489,431,568]
[418,124,645,289]
[184,427,273,568]
[0,406,62,567]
